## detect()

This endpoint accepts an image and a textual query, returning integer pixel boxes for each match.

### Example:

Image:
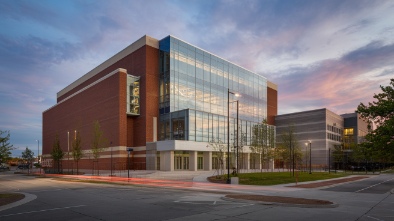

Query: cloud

[378,68,394,77]
[270,41,394,114]
[0,35,82,70]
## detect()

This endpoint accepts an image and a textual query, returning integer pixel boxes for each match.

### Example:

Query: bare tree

[72,131,83,174]
[91,120,108,175]
[51,133,65,174]
[207,138,226,177]
[250,120,275,172]
[276,125,303,176]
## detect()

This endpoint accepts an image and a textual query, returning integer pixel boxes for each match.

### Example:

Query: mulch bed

[207,176,227,184]
[226,194,333,205]
[288,176,369,188]
[0,193,25,206]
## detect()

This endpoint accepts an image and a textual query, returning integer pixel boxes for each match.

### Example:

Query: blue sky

[1,0,393,157]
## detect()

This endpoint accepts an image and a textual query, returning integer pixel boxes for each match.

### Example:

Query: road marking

[365,215,384,221]
[0,205,86,217]
[355,177,394,193]
[174,201,253,206]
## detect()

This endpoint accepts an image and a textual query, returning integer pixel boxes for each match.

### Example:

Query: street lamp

[304,142,308,172]
[227,89,239,184]
[73,130,76,174]
[308,140,312,174]
[36,140,39,163]
[36,139,40,174]
[110,141,113,177]
[68,131,70,173]
[235,100,239,174]
[127,148,133,179]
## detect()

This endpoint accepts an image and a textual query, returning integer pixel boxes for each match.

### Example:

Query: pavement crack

[356,193,392,221]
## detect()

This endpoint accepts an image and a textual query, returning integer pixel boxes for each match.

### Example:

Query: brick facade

[43,44,159,170]
[267,85,278,125]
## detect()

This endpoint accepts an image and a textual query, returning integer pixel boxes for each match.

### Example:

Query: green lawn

[236,171,349,186]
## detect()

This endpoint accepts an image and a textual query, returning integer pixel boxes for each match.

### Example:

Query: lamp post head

[228,90,240,97]
[308,140,311,144]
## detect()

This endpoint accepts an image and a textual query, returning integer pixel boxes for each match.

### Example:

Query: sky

[1,0,393,157]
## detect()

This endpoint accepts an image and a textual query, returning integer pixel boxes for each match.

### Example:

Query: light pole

[127,148,133,179]
[110,141,113,177]
[74,130,76,174]
[36,139,40,174]
[235,100,239,174]
[36,140,39,163]
[328,148,331,174]
[305,142,308,172]
[308,140,312,174]
[67,131,70,173]
[227,89,239,184]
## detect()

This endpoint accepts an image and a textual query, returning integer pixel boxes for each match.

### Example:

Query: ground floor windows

[197,156,203,170]
[174,151,189,170]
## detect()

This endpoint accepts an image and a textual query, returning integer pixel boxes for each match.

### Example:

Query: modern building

[43,35,277,171]
[275,108,343,168]
[341,112,369,149]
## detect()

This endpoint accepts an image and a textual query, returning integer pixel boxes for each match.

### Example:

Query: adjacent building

[341,113,369,149]
[43,35,278,171]
[275,108,343,168]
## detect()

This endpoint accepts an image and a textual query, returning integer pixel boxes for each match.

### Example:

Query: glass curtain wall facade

[159,36,272,145]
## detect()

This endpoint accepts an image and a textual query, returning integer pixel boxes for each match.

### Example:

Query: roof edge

[57,35,159,99]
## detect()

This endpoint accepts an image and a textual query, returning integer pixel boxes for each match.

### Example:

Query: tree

[332,144,344,170]
[51,133,65,173]
[357,78,394,163]
[234,132,247,173]
[250,120,275,172]
[0,130,15,163]
[91,120,108,175]
[276,125,303,176]
[351,142,373,174]
[72,131,83,175]
[207,138,226,177]
[21,147,34,174]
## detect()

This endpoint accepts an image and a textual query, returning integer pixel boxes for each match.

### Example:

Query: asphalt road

[1,172,394,221]
[323,174,394,194]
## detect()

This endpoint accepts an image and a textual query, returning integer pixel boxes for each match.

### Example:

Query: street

[1,172,394,221]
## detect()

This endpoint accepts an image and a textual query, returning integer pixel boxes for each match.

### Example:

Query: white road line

[355,177,394,193]
[365,215,384,221]
[0,205,86,217]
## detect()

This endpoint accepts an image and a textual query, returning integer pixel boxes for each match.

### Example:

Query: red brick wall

[62,156,146,171]
[267,87,278,125]
[43,45,160,170]
[43,69,127,156]
[56,45,159,146]
[144,46,159,143]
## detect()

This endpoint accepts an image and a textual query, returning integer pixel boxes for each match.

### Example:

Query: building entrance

[174,151,190,170]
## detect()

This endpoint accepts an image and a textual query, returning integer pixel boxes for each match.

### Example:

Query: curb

[0,192,37,212]
[221,196,339,208]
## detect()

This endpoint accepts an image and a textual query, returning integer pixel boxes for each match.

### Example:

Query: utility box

[231,177,239,185]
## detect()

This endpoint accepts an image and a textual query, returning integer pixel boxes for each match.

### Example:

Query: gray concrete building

[341,112,369,149]
[275,108,343,168]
